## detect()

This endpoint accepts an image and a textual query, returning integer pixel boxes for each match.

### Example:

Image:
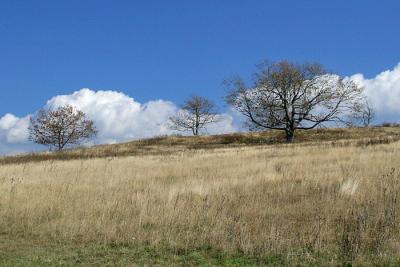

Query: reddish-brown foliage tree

[29,105,97,151]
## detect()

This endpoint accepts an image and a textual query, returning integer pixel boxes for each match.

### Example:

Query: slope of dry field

[1,128,400,266]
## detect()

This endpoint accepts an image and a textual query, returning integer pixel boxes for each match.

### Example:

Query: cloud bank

[1,63,400,155]
[0,89,237,155]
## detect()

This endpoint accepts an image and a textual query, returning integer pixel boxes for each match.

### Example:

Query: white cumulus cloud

[0,113,38,155]
[350,63,400,122]
[0,89,237,155]
[46,89,177,143]
[46,89,237,143]
[0,113,30,143]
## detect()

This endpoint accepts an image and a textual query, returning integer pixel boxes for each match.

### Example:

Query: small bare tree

[356,100,375,127]
[29,105,97,151]
[169,95,218,136]
[225,60,364,142]
[346,100,375,128]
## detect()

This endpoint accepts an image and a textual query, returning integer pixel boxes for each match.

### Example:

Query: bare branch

[29,105,97,150]
[225,60,364,142]
[168,95,219,135]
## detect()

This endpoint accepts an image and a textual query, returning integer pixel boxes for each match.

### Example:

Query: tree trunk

[285,128,295,143]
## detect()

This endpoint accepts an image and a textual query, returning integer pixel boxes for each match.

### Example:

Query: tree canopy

[225,60,365,142]
[29,105,97,150]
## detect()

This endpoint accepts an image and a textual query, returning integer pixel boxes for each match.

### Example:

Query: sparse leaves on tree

[225,60,365,142]
[169,95,219,136]
[29,105,97,151]
[350,100,375,127]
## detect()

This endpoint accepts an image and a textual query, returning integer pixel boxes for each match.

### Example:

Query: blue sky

[0,1,400,155]
[1,0,399,116]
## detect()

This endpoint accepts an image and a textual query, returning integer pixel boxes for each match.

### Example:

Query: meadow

[1,127,400,266]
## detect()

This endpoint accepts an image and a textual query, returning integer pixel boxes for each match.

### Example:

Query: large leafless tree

[29,105,97,151]
[169,95,218,136]
[225,60,365,142]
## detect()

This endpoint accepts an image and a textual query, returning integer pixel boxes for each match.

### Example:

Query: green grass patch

[0,236,285,266]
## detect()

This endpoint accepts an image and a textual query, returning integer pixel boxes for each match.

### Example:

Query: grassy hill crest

[2,126,400,164]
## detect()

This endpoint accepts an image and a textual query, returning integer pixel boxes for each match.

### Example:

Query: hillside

[2,127,400,265]
[2,126,400,164]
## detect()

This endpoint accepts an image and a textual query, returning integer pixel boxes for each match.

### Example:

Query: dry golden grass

[1,128,400,265]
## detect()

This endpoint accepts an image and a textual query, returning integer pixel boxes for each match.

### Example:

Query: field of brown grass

[1,127,400,266]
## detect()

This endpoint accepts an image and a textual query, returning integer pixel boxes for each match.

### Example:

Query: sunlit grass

[1,127,400,265]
